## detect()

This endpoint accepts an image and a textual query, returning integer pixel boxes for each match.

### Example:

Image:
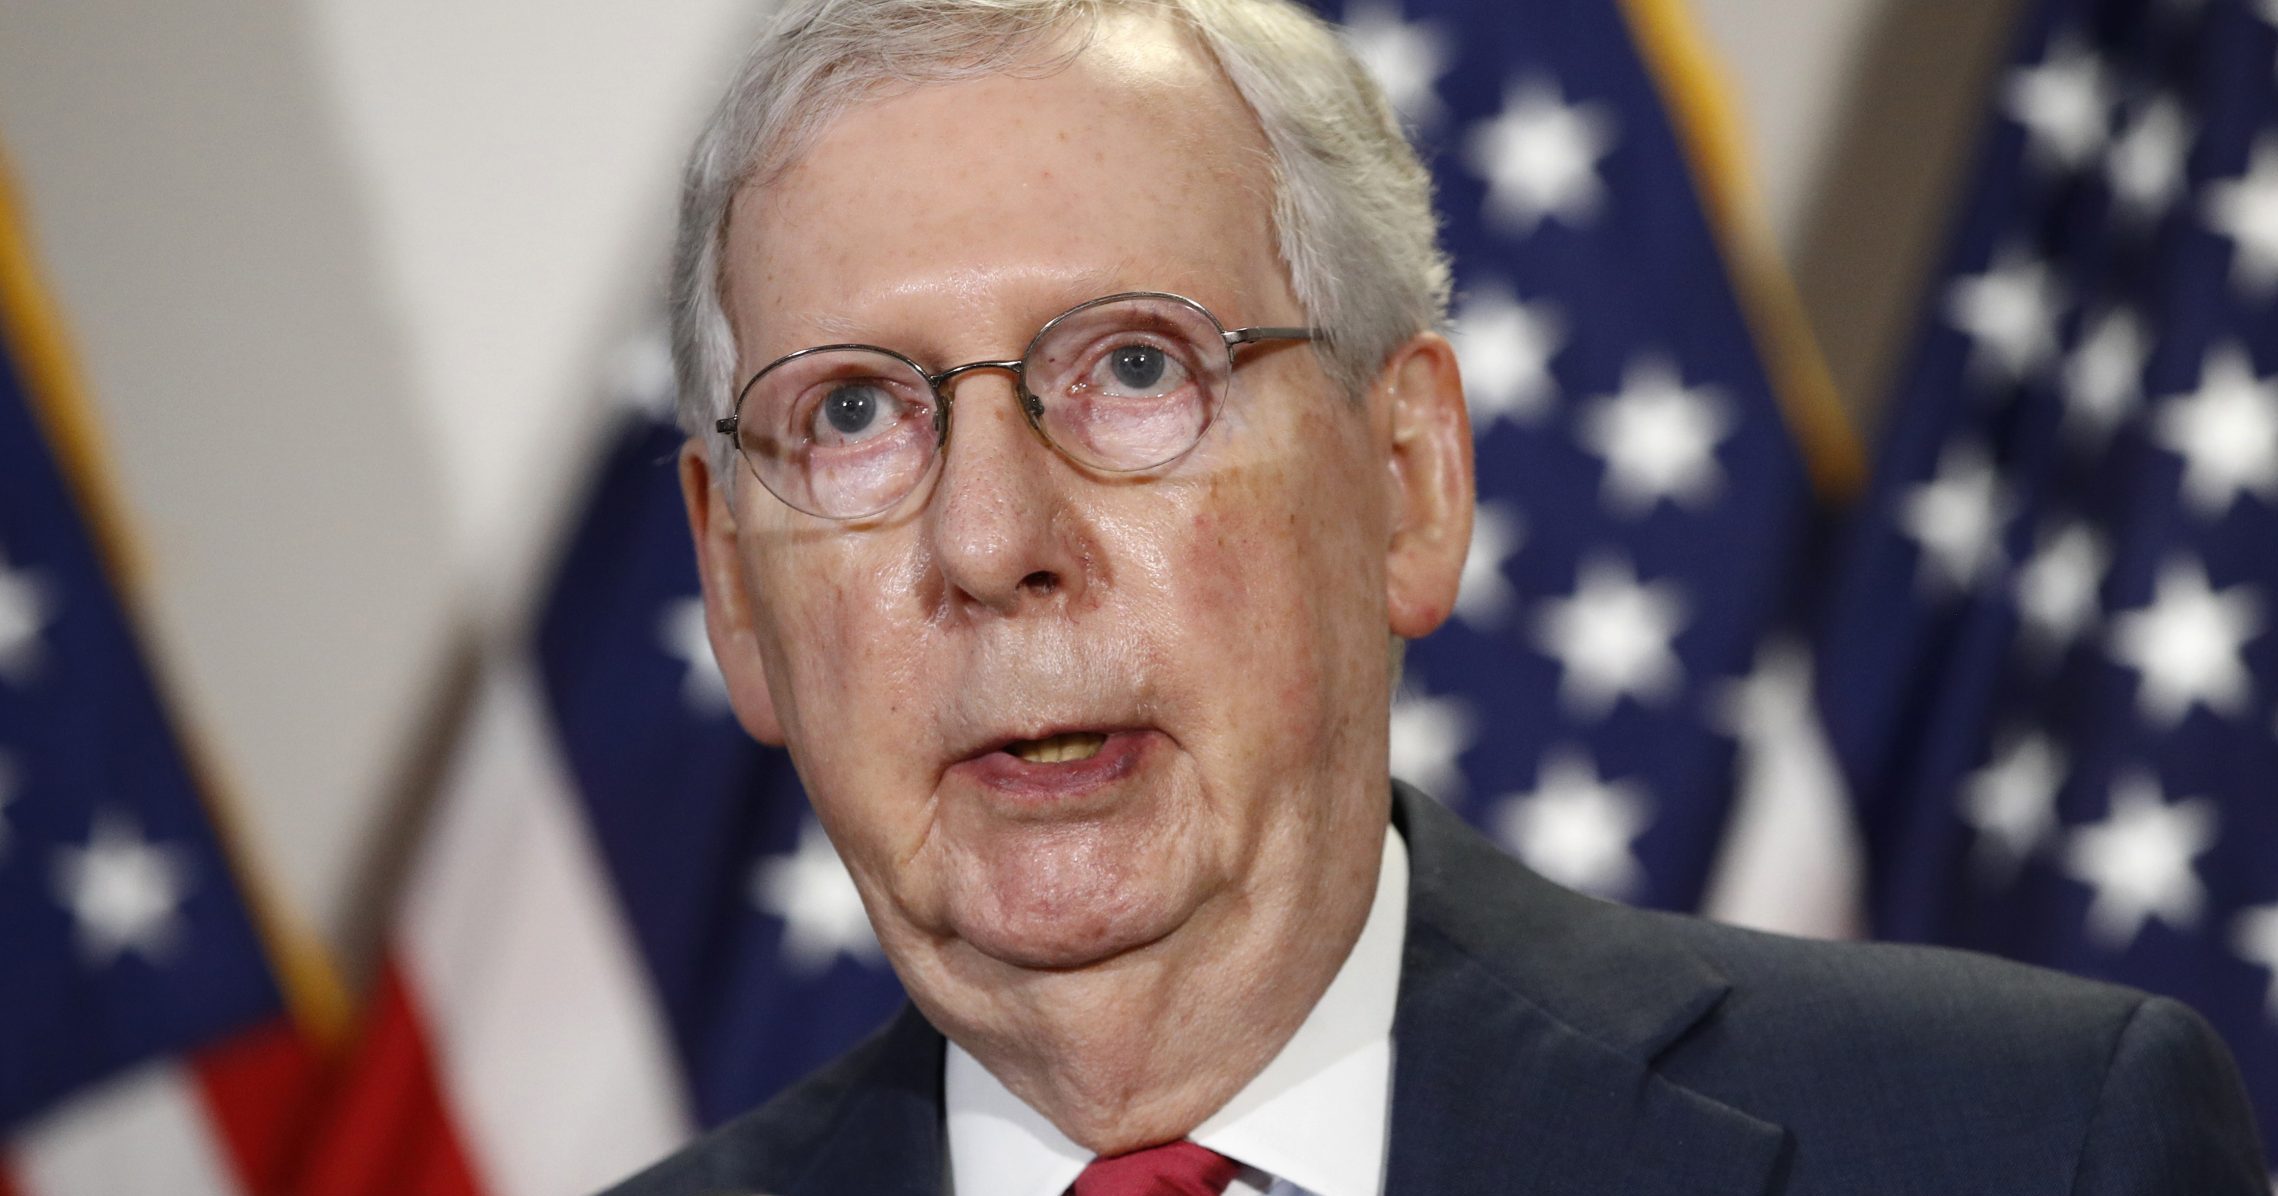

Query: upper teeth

[1009,733,1107,764]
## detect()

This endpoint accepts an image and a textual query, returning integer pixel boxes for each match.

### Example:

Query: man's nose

[922,372,1090,615]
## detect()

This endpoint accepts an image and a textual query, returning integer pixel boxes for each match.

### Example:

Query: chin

[919,772,1220,971]
[945,835,1200,972]
[955,900,1187,971]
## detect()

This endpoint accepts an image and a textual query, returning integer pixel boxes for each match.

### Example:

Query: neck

[916,834,1383,1155]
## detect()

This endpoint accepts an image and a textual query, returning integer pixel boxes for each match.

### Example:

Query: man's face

[693,19,1466,998]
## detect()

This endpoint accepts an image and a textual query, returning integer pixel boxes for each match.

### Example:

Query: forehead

[726,15,1287,360]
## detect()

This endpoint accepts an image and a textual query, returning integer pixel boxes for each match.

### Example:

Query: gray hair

[670,0,1453,475]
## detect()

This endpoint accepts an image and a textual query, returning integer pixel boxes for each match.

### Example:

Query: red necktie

[1067,1140,1241,1196]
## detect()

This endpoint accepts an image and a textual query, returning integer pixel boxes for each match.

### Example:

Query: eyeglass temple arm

[1225,326,1317,347]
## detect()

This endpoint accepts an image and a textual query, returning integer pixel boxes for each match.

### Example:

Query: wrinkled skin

[683,13,1473,1153]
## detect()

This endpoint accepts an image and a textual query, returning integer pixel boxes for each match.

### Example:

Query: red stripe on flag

[293,960,485,1196]
[0,1159,26,1196]
[191,1018,324,1194]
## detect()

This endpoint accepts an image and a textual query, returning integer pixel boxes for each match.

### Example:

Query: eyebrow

[802,309,885,343]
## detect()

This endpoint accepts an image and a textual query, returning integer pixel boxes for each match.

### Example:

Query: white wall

[0,0,2019,967]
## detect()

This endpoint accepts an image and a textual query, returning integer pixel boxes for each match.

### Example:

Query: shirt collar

[946,828,1409,1196]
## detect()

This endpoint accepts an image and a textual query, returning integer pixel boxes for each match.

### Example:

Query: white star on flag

[1338,0,1450,130]
[1389,683,1478,800]
[2106,556,2264,728]
[1577,356,1732,515]
[750,819,884,976]
[1454,500,1524,630]
[610,328,678,423]
[50,809,195,966]
[660,597,733,717]
[1453,282,1564,429]
[2232,904,2278,1021]
[1531,554,1688,719]
[2061,308,2150,449]
[0,548,56,687]
[2062,773,2219,952]
[1464,79,1618,235]
[2203,136,2278,294]
[1897,441,2013,595]
[1492,748,1652,900]
[2015,521,2110,657]
[2152,343,2278,519]
[2104,95,2193,222]
[1959,732,2067,884]
[1946,246,2066,384]
[2004,34,2114,173]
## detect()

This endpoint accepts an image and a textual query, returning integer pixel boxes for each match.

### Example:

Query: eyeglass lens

[730,295,1233,519]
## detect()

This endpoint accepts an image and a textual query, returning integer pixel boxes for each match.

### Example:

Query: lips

[946,727,1156,804]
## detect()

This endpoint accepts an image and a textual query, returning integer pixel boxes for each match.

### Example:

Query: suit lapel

[1384,786,1788,1194]
[783,1005,949,1196]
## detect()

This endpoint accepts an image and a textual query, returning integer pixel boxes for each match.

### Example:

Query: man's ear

[680,443,787,745]
[1375,331,1474,639]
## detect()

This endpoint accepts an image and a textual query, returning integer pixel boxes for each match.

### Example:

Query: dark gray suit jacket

[603,783,2269,1194]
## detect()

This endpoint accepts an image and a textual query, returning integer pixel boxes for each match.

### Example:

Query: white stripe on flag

[401,665,692,1196]
[10,1062,240,1196]
[1701,639,1866,939]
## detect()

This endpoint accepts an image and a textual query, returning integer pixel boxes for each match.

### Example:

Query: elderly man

[607,0,2267,1191]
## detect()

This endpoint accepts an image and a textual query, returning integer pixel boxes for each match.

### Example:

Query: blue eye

[827,386,876,432]
[1111,345,1167,390]
[812,382,899,442]
[1092,341,1190,398]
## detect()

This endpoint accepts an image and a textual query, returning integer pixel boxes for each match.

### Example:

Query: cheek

[749,547,932,762]
[749,548,947,900]
[1161,448,1384,715]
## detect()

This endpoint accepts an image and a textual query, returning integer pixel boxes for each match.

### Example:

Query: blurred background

[0,0,2016,971]
[6,0,2275,1192]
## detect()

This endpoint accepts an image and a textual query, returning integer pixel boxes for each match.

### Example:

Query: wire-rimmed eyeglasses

[713,291,1317,520]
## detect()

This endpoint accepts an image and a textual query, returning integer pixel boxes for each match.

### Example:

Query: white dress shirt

[946,828,1409,1196]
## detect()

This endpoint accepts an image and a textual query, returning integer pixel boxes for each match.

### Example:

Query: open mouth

[1003,731,1109,764]
[950,727,1152,801]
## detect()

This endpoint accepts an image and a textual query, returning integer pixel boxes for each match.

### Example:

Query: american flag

[1330,0,1860,922]
[1816,0,2278,1163]
[0,171,324,1193]
[294,1,1855,1190]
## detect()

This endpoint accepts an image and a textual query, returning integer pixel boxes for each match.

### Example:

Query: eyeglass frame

[712,290,1319,519]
